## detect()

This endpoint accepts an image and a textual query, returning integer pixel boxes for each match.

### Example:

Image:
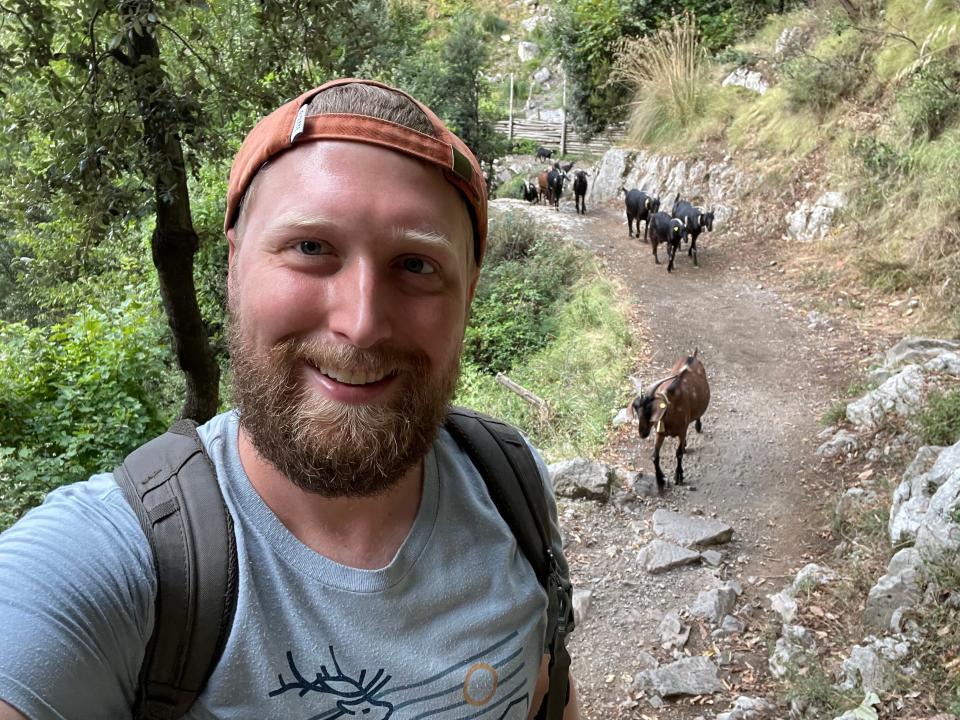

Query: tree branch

[158,20,217,79]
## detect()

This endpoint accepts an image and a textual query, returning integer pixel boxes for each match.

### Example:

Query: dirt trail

[494,197,880,718]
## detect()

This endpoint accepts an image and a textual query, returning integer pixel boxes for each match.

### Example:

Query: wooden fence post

[560,75,567,156]
[508,73,514,142]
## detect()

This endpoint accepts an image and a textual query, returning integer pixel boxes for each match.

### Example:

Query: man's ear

[466,265,481,305]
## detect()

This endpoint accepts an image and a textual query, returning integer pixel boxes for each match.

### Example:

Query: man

[0,79,578,719]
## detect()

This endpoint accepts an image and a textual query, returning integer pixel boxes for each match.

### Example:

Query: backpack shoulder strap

[114,419,238,720]
[444,407,573,720]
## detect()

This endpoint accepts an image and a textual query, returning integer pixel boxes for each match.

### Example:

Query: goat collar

[653,391,670,433]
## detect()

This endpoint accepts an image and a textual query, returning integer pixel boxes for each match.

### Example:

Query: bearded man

[0,79,579,720]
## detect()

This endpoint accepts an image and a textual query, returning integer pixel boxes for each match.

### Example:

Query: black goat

[572,171,588,215]
[646,211,688,272]
[560,160,575,173]
[631,351,710,489]
[670,194,715,267]
[547,168,565,210]
[624,189,660,239]
[522,180,539,203]
[535,146,554,162]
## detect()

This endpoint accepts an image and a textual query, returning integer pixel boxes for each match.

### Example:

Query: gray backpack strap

[444,407,574,720]
[114,419,238,720]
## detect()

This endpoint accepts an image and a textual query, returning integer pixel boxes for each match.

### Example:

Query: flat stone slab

[637,539,701,574]
[641,656,722,697]
[652,509,734,547]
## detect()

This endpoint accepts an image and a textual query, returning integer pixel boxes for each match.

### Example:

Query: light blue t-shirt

[0,411,557,720]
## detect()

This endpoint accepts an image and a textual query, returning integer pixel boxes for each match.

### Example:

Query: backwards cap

[224,78,488,264]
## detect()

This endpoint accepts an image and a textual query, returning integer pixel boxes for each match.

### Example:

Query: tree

[0,0,433,421]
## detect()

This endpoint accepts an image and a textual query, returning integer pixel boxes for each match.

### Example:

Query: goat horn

[644,373,679,399]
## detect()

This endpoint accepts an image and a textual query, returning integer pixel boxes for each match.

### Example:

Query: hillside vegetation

[609,0,960,334]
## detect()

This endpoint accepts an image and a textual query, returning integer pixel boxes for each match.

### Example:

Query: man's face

[227,140,478,497]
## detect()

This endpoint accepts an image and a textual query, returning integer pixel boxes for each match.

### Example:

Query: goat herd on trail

[518,147,716,491]
[520,146,717,274]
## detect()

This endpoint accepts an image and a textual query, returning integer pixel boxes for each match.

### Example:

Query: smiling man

[0,80,578,720]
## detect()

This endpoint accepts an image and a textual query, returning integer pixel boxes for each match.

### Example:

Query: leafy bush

[464,213,582,375]
[898,57,960,141]
[510,138,540,155]
[0,284,178,530]
[782,52,866,114]
[613,14,710,145]
[913,387,960,445]
[458,276,632,461]
[493,175,528,200]
[851,135,902,177]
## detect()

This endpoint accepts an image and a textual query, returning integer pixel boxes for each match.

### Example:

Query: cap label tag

[290,105,308,143]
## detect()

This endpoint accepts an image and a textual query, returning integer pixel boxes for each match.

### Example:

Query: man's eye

[298,240,327,256]
[402,257,436,275]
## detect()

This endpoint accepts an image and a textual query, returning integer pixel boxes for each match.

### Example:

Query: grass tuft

[912,386,960,445]
[612,13,710,146]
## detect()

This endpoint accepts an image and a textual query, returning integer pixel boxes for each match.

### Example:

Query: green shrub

[0,283,178,530]
[898,57,960,141]
[464,213,582,375]
[913,387,960,446]
[510,138,540,155]
[480,11,508,36]
[458,276,632,461]
[782,53,865,114]
[493,174,528,200]
[851,135,902,177]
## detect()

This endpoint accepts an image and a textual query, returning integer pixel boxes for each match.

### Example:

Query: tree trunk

[121,1,220,422]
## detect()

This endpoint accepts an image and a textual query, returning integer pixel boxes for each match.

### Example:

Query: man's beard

[228,322,460,498]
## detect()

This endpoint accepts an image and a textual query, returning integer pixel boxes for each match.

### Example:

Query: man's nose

[326,260,392,349]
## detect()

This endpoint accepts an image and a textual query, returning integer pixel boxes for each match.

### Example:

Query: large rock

[548,458,612,502]
[769,624,817,679]
[657,610,691,649]
[863,548,921,632]
[652,509,734,547]
[717,696,774,720]
[774,26,808,60]
[721,68,769,94]
[869,336,960,384]
[916,455,960,559]
[785,191,847,242]
[889,445,948,544]
[839,636,911,694]
[637,539,701,574]
[815,428,860,459]
[636,656,722,697]
[846,364,927,429]
[690,582,742,624]
[517,41,539,61]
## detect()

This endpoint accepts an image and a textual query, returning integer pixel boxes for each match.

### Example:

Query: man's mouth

[312,364,398,386]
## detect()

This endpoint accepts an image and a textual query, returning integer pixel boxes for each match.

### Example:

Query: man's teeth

[319,367,393,385]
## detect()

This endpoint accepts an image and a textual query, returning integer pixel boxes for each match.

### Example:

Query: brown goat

[631,350,710,489]
[537,170,552,205]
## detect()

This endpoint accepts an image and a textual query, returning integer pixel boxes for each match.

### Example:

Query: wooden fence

[493,74,626,156]
[493,119,627,156]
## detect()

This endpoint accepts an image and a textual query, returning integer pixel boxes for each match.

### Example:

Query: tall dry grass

[612,13,709,146]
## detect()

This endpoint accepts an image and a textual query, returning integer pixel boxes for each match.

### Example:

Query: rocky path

[493,198,882,719]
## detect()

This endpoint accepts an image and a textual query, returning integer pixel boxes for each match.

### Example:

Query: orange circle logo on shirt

[463,662,498,706]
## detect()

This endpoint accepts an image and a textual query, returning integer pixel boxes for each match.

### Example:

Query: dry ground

[493,193,905,719]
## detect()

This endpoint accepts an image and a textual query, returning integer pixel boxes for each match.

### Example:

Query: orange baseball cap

[224,78,488,264]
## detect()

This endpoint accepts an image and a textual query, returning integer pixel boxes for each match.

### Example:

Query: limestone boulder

[889,445,949,544]
[549,458,613,502]
[846,364,926,429]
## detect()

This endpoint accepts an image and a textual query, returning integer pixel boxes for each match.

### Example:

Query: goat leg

[653,436,666,489]
[674,441,684,485]
[695,418,702,433]
[690,236,698,266]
